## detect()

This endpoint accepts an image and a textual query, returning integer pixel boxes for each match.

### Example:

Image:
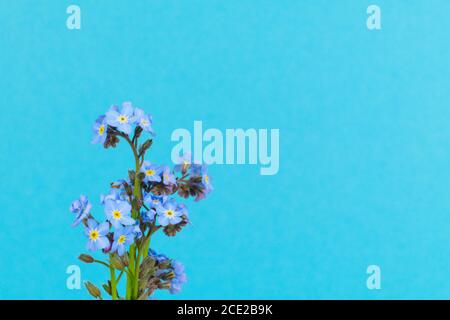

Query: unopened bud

[110,254,125,270]
[158,260,171,270]
[78,254,94,263]
[102,282,111,296]
[161,271,176,281]
[121,253,129,267]
[158,281,171,290]
[85,281,102,299]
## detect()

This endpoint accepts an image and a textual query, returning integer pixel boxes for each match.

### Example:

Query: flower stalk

[70,102,213,299]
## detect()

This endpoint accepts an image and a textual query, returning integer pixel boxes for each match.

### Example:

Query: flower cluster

[70,102,212,300]
[137,249,188,297]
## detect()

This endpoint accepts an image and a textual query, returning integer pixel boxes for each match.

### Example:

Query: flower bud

[138,139,153,157]
[102,282,111,296]
[128,170,136,182]
[78,254,94,263]
[121,253,129,267]
[161,271,176,281]
[158,281,171,290]
[133,126,143,140]
[110,254,125,270]
[158,259,171,270]
[85,281,102,299]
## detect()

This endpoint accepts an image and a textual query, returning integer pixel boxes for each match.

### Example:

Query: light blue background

[0,0,449,299]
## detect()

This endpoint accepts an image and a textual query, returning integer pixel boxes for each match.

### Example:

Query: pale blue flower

[105,102,135,134]
[156,199,183,226]
[143,193,167,209]
[100,188,123,205]
[92,115,107,144]
[174,153,191,172]
[134,108,154,134]
[161,166,176,186]
[111,226,135,256]
[85,219,110,251]
[70,195,92,227]
[104,199,135,228]
[140,161,162,183]
[170,260,187,294]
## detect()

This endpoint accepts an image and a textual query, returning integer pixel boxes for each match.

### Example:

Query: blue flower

[111,226,135,256]
[156,199,183,226]
[148,249,169,263]
[170,260,187,294]
[140,161,162,183]
[100,188,123,205]
[105,102,135,134]
[177,203,189,219]
[134,108,154,134]
[161,166,176,186]
[169,279,183,294]
[172,260,187,282]
[92,115,107,144]
[143,193,167,222]
[104,199,135,228]
[174,153,191,172]
[143,193,167,209]
[70,195,92,227]
[189,164,212,201]
[85,219,110,251]
[143,209,156,222]
[133,222,143,239]
[200,165,213,193]
[189,164,203,176]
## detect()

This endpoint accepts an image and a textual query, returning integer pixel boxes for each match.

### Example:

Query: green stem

[120,133,142,300]
[109,258,118,300]
[116,270,124,283]
[126,245,136,299]
[133,232,153,298]
[93,260,110,268]
[134,247,142,299]
[142,230,153,258]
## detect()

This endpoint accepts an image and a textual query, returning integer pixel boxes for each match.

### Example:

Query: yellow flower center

[118,235,126,244]
[145,169,155,176]
[165,210,174,217]
[112,210,122,219]
[141,119,149,127]
[98,124,105,135]
[89,230,99,241]
[205,175,209,183]
[118,115,128,124]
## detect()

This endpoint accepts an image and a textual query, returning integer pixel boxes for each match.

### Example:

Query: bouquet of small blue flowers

[70,102,212,300]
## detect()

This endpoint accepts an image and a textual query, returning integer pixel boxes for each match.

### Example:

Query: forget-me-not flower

[161,166,176,186]
[148,249,169,263]
[92,115,107,145]
[174,153,192,172]
[111,226,135,256]
[144,193,167,209]
[140,161,162,183]
[143,209,156,222]
[170,260,187,294]
[200,165,213,193]
[85,219,110,251]
[105,102,135,134]
[70,195,92,227]
[156,199,183,226]
[100,188,123,205]
[104,199,135,228]
[134,108,154,134]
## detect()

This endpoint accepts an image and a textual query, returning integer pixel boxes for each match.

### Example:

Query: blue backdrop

[1,0,450,299]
